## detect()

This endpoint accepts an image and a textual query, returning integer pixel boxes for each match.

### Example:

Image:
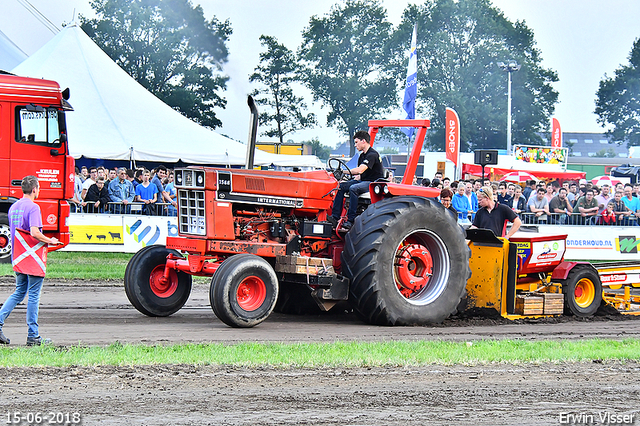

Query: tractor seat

[358,170,390,200]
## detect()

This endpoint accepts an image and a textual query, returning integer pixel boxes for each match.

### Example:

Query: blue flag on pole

[402,24,417,137]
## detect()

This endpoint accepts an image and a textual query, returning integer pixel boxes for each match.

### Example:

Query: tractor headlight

[374,185,381,195]
[383,185,389,194]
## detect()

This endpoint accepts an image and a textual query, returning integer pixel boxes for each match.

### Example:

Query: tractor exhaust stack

[246,95,259,169]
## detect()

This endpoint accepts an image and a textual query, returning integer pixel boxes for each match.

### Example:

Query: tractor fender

[550,261,594,281]
[369,182,440,203]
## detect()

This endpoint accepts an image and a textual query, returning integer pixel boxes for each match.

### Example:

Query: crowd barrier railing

[70,201,177,217]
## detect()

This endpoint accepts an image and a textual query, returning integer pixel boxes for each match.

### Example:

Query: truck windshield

[17,107,63,147]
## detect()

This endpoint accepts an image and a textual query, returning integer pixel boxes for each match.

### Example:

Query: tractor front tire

[342,196,469,325]
[562,265,602,317]
[210,254,279,328]
[124,245,192,317]
[0,213,11,264]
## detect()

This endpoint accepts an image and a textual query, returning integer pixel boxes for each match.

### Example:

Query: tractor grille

[178,189,206,236]
[245,176,266,191]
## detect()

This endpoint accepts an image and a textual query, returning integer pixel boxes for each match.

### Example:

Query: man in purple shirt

[0,176,59,346]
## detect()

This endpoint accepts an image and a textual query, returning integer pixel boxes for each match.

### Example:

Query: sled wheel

[210,254,278,328]
[562,265,602,317]
[124,245,192,317]
[0,213,11,264]
[342,196,470,325]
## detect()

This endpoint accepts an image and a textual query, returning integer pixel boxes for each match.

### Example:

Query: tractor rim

[236,276,267,311]
[574,278,595,308]
[0,224,10,255]
[393,229,449,305]
[149,265,178,298]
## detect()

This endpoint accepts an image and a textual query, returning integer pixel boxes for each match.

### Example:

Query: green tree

[595,38,640,146]
[304,137,332,161]
[389,0,558,151]
[379,147,399,155]
[250,35,316,143]
[298,0,397,156]
[594,148,617,158]
[81,0,231,128]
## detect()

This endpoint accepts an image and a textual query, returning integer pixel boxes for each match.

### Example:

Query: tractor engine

[232,207,334,260]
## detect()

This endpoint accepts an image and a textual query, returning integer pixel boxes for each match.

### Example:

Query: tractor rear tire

[210,254,279,328]
[124,245,192,317]
[0,213,11,264]
[342,196,470,325]
[562,265,602,317]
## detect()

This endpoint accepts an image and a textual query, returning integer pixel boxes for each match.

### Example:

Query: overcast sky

[2,0,639,148]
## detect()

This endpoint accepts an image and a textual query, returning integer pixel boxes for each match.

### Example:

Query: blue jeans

[0,273,45,338]
[331,180,370,223]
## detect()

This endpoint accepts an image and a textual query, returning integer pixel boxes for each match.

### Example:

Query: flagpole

[401,24,417,181]
[406,134,412,181]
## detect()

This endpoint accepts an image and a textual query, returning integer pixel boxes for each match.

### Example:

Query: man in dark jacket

[84,177,111,213]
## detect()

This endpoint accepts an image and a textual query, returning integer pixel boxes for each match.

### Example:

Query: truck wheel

[342,196,469,325]
[124,245,192,317]
[562,265,602,317]
[210,254,278,328]
[0,213,11,264]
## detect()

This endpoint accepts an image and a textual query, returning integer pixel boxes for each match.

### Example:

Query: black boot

[0,329,9,345]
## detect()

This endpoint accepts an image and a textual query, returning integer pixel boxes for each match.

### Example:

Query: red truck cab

[0,73,75,262]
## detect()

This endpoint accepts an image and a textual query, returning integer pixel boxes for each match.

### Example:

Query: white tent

[12,24,323,168]
[0,29,27,71]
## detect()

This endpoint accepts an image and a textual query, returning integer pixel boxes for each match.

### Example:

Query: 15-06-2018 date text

[5,412,82,425]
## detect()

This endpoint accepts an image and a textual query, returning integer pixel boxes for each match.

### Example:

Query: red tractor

[125,98,470,327]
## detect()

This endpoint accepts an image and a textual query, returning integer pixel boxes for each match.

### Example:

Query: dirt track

[2,280,640,346]
[1,280,640,425]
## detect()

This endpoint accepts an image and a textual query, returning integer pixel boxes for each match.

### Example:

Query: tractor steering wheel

[327,158,354,181]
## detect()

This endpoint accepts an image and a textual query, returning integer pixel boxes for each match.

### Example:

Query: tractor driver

[471,186,522,239]
[328,130,385,231]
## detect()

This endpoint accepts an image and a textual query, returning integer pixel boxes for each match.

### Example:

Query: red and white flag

[552,118,562,148]
[12,228,47,277]
[445,107,460,167]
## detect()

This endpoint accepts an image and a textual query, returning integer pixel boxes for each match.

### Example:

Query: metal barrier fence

[71,200,636,226]
[455,210,638,226]
[70,201,177,216]
[518,212,637,226]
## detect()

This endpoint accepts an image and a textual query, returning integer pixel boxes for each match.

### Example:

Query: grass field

[0,251,637,368]
[0,251,133,280]
[0,339,638,368]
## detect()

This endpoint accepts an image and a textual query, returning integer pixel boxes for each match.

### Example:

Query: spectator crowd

[72,164,637,228]
[69,165,178,216]
[417,174,640,227]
